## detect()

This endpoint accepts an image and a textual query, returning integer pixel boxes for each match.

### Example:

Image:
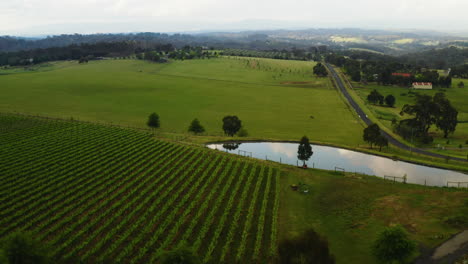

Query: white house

[412,82,432,90]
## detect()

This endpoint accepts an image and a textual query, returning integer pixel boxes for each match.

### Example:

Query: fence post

[280,157,281,163]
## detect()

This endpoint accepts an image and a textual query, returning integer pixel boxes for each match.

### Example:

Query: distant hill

[2,28,468,54]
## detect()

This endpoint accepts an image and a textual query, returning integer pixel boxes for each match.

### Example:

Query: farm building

[412,82,432,89]
[392,73,411,78]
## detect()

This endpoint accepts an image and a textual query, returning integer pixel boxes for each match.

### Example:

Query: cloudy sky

[1,0,468,36]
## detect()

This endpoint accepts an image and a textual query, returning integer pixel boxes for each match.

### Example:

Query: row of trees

[325,52,454,87]
[0,42,177,66]
[367,90,396,107]
[147,113,248,137]
[137,45,216,62]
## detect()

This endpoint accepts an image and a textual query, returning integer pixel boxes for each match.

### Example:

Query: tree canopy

[222,115,242,136]
[297,136,313,166]
[367,89,384,105]
[385,94,396,107]
[363,123,381,148]
[313,63,328,77]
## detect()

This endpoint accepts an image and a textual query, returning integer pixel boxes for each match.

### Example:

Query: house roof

[392,73,412,77]
[412,82,432,86]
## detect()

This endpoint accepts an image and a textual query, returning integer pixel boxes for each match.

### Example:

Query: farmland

[350,79,468,158]
[0,114,279,263]
[0,57,363,145]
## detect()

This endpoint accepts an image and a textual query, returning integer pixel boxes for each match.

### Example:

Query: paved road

[325,63,467,163]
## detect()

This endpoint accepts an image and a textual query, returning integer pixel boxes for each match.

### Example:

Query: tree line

[325,52,453,88]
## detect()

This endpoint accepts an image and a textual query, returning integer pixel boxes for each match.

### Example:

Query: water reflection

[207,142,468,187]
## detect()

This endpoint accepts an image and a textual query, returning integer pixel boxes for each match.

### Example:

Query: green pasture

[279,166,468,263]
[351,80,468,158]
[0,58,363,146]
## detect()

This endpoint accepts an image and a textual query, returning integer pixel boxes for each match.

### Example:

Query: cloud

[1,0,468,36]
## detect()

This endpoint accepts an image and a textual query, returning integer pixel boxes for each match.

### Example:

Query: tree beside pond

[372,225,416,264]
[363,123,381,149]
[188,118,205,134]
[222,115,242,136]
[297,136,313,167]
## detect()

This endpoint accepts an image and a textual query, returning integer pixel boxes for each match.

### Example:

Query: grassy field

[0,57,363,146]
[280,166,468,263]
[0,114,280,263]
[350,79,468,158]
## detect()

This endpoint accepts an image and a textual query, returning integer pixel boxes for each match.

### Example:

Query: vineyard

[0,114,280,263]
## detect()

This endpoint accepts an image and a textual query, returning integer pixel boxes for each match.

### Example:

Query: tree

[297,136,313,167]
[313,63,328,77]
[458,81,464,88]
[375,135,388,151]
[237,128,249,137]
[433,93,458,138]
[188,118,205,134]
[372,225,416,264]
[222,143,240,151]
[278,229,335,264]
[363,123,381,149]
[160,244,201,264]
[400,94,435,134]
[1,232,51,264]
[222,115,242,136]
[147,112,160,129]
[385,94,396,107]
[367,90,384,105]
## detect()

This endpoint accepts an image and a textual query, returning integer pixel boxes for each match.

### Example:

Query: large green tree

[400,93,458,139]
[367,89,384,105]
[313,63,328,77]
[372,225,416,264]
[385,94,396,107]
[297,136,313,167]
[433,93,458,138]
[222,115,242,136]
[363,123,381,149]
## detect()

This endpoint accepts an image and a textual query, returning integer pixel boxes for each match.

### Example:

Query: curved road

[325,63,467,163]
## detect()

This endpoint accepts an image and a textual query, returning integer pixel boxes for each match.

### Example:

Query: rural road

[325,63,468,163]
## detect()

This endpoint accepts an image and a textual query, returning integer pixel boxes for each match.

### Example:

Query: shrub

[372,225,416,264]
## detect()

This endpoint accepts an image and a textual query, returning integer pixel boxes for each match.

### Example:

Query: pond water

[207,142,468,187]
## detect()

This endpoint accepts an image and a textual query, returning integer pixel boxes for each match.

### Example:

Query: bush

[1,232,51,264]
[372,225,416,264]
[237,128,249,137]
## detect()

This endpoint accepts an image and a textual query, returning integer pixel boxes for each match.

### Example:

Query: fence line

[447,181,468,188]
[384,175,407,183]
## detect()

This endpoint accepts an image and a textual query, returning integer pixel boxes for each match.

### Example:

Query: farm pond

[207,142,468,187]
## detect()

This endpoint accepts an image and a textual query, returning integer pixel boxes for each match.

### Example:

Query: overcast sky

[1,0,468,36]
